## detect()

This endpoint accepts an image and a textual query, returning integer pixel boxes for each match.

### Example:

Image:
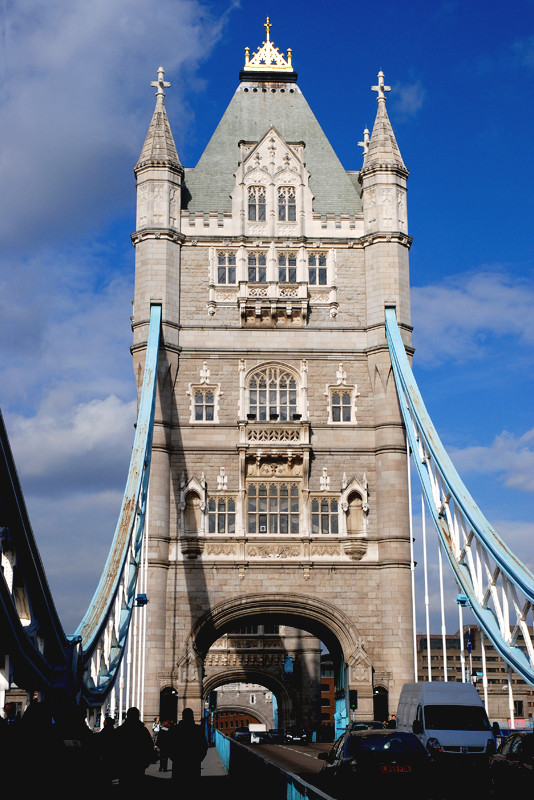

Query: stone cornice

[358,162,409,182]
[361,232,412,248]
[131,228,185,245]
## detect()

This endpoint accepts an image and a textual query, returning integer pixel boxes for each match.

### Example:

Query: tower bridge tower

[131,23,414,730]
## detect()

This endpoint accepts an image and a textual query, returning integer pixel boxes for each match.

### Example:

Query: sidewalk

[145,744,228,780]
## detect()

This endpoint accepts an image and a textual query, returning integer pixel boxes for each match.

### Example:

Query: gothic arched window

[248,186,266,221]
[308,252,327,285]
[248,366,298,421]
[331,390,352,422]
[278,186,296,221]
[278,252,297,283]
[217,251,236,284]
[311,497,339,535]
[248,252,267,283]
[208,496,236,534]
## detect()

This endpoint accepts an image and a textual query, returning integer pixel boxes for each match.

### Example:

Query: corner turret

[132,67,183,348]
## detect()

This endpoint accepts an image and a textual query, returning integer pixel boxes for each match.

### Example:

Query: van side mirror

[412,720,423,735]
[492,722,500,738]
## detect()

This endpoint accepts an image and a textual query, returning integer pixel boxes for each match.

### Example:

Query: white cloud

[450,428,534,493]
[412,270,534,364]
[392,80,426,120]
[0,0,228,249]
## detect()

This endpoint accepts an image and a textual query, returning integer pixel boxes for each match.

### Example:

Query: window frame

[311,496,340,535]
[277,186,297,222]
[207,495,237,535]
[248,365,299,422]
[248,186,266,222]
[217,250,237,285]
[247,481,300,534]
[278,252,298,283]
[308,252,328,285]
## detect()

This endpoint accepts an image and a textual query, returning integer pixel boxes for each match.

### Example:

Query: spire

[242,17,294,75]
[362,71,406,172]
[135,67,181,173]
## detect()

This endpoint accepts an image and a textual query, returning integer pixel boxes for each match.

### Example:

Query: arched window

[248,252,267,283]
[248,366,298,421]
[217,251,236,284]
[208,497,236,534]
[278,186,296,221]
[278,252,297,283]
[331,391,352,422]
[308,252,327,285]
[247,482,299,534]
[195,389,214,421]
[311,497,339,535]
[248,186,266,221]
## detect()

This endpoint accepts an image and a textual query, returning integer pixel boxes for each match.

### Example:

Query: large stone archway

[169,592,375,729]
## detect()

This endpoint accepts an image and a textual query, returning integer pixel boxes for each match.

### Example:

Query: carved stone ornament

[343,536,368,561]
[177,642,203,684]
[180,537,205,559]
[348,638,373,684]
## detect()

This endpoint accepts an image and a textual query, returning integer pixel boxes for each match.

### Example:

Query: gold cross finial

[243,18,294,73]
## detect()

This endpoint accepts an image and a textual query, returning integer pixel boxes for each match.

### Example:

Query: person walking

[164,707,208,788]
[115,707,154,792]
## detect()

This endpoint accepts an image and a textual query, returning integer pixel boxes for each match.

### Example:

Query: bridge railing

[73,304,161,707]
[385,305,534,686]
[214,730,333,800]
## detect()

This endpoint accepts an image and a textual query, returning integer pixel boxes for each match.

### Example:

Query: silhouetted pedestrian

[164,707,208,788]
[115,707,153,792]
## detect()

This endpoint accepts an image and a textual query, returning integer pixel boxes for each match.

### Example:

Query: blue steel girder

[385,306,534,686]
[74,303,161,706]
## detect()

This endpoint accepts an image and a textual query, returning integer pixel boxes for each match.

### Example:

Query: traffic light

[349,690,358,710]
[208,690,217,711]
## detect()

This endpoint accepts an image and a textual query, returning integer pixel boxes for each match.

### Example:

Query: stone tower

[131,22,414,732]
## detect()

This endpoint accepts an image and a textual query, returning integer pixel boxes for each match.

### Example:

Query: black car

[348,720,386,731]
[232,726,251,743]
[285,727,308,745]
[489,731,534,798]
[266,728,285,743]
[318,729,435,799]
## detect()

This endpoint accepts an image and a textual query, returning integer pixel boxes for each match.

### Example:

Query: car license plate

[381,764,411,774]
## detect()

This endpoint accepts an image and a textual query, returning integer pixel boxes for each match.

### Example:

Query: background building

[416,627,534,726]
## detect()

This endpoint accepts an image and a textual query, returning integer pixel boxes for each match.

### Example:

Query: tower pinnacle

[371,71,391,102]
[243,17,293,72]
[151,66,171,105]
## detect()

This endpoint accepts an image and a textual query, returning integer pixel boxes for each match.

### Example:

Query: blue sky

[1,0,532,636]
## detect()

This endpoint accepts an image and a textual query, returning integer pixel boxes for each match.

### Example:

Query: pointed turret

[135,67,182,171]
[132,67,183,355]
[362,72,406,171]
[359,71,411,331]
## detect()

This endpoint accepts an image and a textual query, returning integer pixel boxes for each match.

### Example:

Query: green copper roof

[183,82,362,217]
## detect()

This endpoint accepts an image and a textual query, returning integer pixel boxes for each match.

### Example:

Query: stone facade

[132,34,415,729]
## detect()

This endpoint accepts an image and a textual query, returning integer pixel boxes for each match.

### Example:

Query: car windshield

[347,733,426,755]
[423,705,490,731]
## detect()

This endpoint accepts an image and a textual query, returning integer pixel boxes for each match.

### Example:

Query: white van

[396,682,496,766]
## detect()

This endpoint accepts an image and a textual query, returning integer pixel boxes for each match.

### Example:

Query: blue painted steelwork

[74,304,161,705]
[385,306,534,685]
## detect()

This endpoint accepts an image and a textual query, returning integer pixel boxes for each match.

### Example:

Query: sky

[1,0,533,641]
